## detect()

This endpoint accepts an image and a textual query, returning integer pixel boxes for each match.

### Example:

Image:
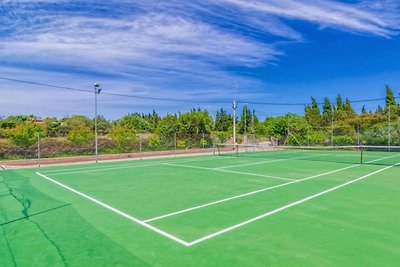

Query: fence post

[174,132,177,157]
[202,132,205,150]
[37,133,41,167]
[139,133,142,160]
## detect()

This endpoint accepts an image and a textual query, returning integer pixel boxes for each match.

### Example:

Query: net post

[360,145,364,165]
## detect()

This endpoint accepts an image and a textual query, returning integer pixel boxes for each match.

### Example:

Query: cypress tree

[344,98,355,116]
[322,97,332,125]
[385,85,396,107]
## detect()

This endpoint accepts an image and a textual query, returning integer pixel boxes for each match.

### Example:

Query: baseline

[35,172,190,247]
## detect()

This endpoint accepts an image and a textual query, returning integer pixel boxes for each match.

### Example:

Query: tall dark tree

[376,105,384,114]
[384,85,398,116]
[334,94,346,120]
[322,97,333,125]
[305,97,321,127]
[385,85,396,107]
[361,106,367,114]
[239,105,252,134]
[336,95,344,111]
[215,108,232,132]
[344,98,355,116]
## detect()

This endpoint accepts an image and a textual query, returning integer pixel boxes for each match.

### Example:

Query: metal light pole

[251,109,255,134]
[232,100,237,145]
[388,105,391,150]
[244,103,247,137]
[94,82,102,163]
[331,106,334,147]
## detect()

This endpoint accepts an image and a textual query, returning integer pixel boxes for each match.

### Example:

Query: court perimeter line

[215,154,330,169]
[187,162,398,246]
[143,153,399,223]
[163,163,295,181]
[35,172,190,247]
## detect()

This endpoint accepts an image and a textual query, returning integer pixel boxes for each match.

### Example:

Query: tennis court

[1,147,400,266]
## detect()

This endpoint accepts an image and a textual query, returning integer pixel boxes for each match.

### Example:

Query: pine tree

[322,97,332,125]
[385,85,396,107]
[240,105,252,134]
[334,95,345,120]
[336,95,344,111]
[344,98,355,116]
[305,97,321,127]
[361,106,367,114]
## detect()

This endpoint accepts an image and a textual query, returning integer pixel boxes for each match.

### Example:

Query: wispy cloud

[217,0,400,37]
[0,0,399,118]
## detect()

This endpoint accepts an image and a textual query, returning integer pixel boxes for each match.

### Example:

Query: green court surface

[1,149,400,266]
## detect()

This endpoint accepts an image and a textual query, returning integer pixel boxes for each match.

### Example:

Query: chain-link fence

[0,132,216,165]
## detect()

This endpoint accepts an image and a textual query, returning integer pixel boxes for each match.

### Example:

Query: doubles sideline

[143,153,400,223]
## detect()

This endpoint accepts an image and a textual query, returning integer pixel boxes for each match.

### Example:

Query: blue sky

[0,0,399,119]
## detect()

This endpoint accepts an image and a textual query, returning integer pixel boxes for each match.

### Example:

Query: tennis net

[214,144,400,166]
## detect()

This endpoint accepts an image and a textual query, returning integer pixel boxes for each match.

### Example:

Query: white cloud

[217,0,400,37]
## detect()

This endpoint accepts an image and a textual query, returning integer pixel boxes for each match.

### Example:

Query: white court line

[187,162,399,246]
[143,153,399,223]
[215,154,330,169]
[163,163,295,181]
[143,164,356,223]
[35,172,190,247]
[44,156,227,176]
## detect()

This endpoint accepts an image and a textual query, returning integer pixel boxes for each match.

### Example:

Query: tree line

[0,85,398,159]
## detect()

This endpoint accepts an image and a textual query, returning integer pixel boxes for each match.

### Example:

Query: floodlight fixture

[94,82,102,163]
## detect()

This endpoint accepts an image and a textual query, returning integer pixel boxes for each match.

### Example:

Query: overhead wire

[1,75,398,106]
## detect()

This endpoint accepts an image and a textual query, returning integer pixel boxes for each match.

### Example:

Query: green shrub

[148,135,161,149]
[177,140,186,149]
[333,135,355,146]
